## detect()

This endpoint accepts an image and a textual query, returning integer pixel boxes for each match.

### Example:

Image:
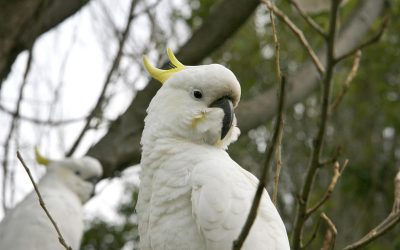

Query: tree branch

[341,169,400,250]
[2,47,33,212]
[233,3,286,248]
[320,212,337,250]
[291,1,341,248]
[330,50,361,113]
[16,151,73,250]
[265,1,325,76]
[306,160,347,216]
[0,0,91,86]
[289,0,327,38]
[334,15,389,63]
[233,76,286,250]
[235,0,386,134]
[66,0,138,156]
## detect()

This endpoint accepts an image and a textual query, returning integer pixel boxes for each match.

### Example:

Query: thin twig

[267,0,284,206]
[289,0,327,38]
[291,1,341,249]
[233,76,286,250]
[272,130,283,205]
[263,0,325,76]
[0,104,85,126]
[334,15,389,63]
[393,170,400,213]
[1,48,34,212]
[302,217,322,249]
[341,169,400,250]
[66,0,138,156]
[320,213,337,250]
[16,151,73,250]
[330,50,361,113]
[306,160,347,216]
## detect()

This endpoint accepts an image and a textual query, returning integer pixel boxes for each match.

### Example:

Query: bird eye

[75,170,81,176]
[192,89,203,99]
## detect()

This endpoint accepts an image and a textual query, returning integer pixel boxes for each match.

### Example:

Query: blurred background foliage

[80,0,400,249]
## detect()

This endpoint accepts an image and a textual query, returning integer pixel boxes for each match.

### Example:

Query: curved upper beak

[86,177,100,198]
[209,96,234,140]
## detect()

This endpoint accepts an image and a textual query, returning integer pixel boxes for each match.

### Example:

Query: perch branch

[17,151,73,250]
[263,0,325,76]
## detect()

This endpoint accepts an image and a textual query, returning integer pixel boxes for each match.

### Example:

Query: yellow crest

[34,147,50,166]
[143,48,185,84]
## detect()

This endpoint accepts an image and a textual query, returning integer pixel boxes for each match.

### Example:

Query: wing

[191,156,290,250]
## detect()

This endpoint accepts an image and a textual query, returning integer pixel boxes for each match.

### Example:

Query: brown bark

[0,0,90,85]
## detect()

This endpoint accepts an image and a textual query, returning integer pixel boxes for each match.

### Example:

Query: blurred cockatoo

[137,49,290,250]
[0,149,102,250]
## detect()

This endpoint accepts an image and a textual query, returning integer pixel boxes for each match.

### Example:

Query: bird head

[35,148,103,203]
[142,49,241,149]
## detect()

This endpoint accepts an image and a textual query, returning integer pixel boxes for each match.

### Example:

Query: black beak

[209,96,234,140]
[86,177,99,198]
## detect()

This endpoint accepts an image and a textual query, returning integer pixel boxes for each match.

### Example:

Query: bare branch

[233,5,287,248]
[233,74,286,250]
[263,0,325,76]
[272,130,283,205]
[291,1,341,249]
[0,104,85,126]
[341,169,400,250]
[66,0,138,156]
[320,213,337,250]
[289,0,327,38]
[16,151,73,250]
[334,15,389,63]
[330,50,362,113]
[2,48,33,212]
[302,217,321,249]
[265,0,284,206]
[306,160,347,216]
[393,170,400,213]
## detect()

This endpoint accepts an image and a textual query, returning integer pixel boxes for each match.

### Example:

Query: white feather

[138,63,290,249]
[0,156,102,250]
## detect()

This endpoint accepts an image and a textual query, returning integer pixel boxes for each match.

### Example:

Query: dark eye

[75,170,81,176]
[192,89,203,99]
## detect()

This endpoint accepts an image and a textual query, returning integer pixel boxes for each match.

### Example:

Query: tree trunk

[0,0,90,85]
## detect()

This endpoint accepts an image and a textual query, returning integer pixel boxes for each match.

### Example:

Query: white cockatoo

[136,49,290,250]
[0,149,103,250]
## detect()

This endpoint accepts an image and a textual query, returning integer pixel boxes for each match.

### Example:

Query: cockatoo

[0,149,102,250]
[137,49,290,250]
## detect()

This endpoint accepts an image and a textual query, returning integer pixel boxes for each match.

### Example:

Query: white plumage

[137,50,290,250]
[0,151,102,250]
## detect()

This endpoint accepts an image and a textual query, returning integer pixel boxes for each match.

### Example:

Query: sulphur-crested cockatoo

[0,149,102,250]
[136,49,290,250]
